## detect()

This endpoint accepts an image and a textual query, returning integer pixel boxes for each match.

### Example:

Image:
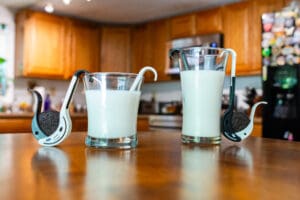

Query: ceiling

[0,0,241,24]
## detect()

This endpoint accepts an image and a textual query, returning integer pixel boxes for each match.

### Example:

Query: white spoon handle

[130,66,157,91]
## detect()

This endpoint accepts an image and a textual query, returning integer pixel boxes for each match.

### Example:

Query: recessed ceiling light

[63,0,72,5]
[44,3,54,13]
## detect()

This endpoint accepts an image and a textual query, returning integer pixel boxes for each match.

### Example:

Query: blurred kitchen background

[0,0,297,139]
[0,0,264,113]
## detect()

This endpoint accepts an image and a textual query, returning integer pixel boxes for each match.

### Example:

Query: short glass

[83,72,141,149]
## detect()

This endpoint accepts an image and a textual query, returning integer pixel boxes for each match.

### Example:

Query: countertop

[0,131,299,199]
[0,112,87,118]
[0,112,148,119]
[0,113,262,123]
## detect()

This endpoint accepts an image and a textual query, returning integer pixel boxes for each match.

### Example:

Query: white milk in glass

[85,90,141,139]
[180,70,225,137]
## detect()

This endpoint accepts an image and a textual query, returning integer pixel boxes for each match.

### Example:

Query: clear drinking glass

[175,47,229,144]
[83,72,142,149]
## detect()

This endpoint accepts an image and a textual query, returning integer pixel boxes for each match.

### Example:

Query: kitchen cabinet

[252,120,262,137]
[195,7,222,35]
[0,114,87,133]
[15,10,68,79]
[169,14,196,39]
[66,20,100,78]
[100,26,131,72]
[131,19,172,82]
[222,1,257,75]
[15,10,100,79]
[222,0,287,76]
[0,117,32,133]
[147,19,172,81]
[131,24,152,74]
[137,116,149,131]
[0,114,146,133]
[72,116,87,132]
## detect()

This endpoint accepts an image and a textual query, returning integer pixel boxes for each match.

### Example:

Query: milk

[180,70,225,137]
[85,90,141,139]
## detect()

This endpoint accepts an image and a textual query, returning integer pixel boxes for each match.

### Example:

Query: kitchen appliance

[261,2,300,141]
[158,101,182,115]
[139,100,156,114]
[149,115,182,131]
[166,33,223,74]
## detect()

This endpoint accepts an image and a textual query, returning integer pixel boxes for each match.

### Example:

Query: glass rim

[178,46,229,57]
[84,72,138,78]
[180,46,227,51]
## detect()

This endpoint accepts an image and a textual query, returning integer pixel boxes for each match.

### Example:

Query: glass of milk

[83,72,142,149]
[174,47,230,144]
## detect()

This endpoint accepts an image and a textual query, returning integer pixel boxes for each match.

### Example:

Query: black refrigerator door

[262,65,300,141]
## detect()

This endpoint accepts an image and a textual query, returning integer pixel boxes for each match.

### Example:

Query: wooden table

[0,131,300,199]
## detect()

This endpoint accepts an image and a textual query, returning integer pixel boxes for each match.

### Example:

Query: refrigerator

[261,2,300,141]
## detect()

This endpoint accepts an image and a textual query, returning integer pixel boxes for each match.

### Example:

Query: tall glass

[83,72,141,149]
[176,47,229,144]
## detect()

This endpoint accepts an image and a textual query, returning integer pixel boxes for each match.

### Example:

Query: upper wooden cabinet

[15,11,67,79]
[131,19,172,82]
[66,20,100,78]
[131,24,152,74]
[131,20,171,82]
[222,1,258,75]
[222,0,287,76]
[169,14,196,39]
[15,10,100,79]
[100,27,130,72]
[148,19,172,81]
[195,7,222,35]
[16,1,289,80]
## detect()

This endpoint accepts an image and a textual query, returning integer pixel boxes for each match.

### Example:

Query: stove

[148,115,182,130]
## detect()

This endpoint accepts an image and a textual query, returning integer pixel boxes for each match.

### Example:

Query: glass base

[85,135,137,149]
[182,135,221,145]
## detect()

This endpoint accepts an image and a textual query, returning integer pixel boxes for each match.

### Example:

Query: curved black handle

[75,69,88,77]
[28,89,43,116]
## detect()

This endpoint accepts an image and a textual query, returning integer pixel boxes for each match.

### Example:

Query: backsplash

[13,78,86,113]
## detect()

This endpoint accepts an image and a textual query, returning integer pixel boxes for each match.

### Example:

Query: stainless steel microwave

[165,33,223,74]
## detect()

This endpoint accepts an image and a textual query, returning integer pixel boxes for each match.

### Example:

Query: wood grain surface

[0,131,299,199]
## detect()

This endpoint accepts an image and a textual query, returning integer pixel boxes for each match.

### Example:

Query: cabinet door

[23,12,67,78]
[67,21,100,77]
[100,27,130,72]
[169,14,196,39]
[131,24,152,74]
[137,117,149,132]
[196,7,222,35]
[148,19,172,81]
[131,20,171,82]
[222,1,257,75]
[252,121,262,137]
